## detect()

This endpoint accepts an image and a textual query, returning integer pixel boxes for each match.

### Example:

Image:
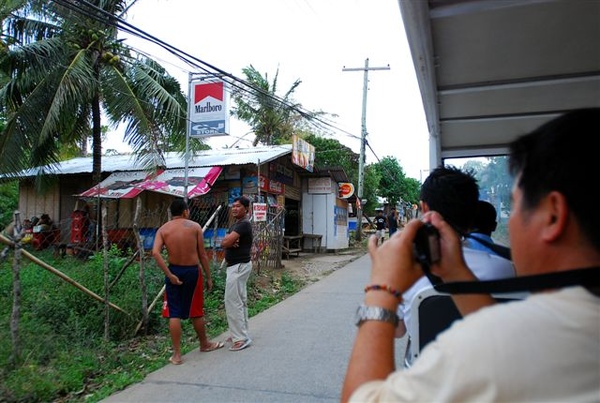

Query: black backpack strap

[434,267,600,294]
[465,233,512,260]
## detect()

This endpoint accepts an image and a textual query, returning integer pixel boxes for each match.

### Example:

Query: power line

[52,0,363,144]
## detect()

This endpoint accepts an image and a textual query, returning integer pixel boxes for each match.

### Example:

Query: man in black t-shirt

[374,210,387,245]
[221,196,254,351]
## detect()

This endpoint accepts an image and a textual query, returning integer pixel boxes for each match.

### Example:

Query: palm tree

[232,65,319,146]
[0,0,193,186]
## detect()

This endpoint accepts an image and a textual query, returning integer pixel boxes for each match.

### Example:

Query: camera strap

[433,267,600,294]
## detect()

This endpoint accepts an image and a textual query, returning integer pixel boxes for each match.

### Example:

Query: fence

[15,196,286,271]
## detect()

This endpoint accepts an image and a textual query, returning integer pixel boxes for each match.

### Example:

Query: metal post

[184,72,193,204]
[343,58,390,242]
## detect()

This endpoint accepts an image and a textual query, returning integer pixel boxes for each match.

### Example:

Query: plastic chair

[403,287,527,367]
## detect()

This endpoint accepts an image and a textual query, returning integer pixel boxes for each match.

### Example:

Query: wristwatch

[355,304,399,327]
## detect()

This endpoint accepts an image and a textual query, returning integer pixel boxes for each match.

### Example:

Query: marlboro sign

[188,79,230,137]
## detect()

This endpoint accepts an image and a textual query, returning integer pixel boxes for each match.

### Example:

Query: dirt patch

[276,245,367,283]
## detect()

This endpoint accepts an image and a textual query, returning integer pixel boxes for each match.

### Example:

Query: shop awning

[79,167,222,199]
[135,166,222,198]
[79,170,161,199]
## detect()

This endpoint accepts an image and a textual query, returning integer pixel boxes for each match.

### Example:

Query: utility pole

[343,58,390,242]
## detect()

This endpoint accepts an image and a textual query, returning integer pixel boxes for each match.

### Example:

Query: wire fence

[10,196,286,273]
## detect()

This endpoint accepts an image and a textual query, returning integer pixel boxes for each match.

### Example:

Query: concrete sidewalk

[102,253,406,402]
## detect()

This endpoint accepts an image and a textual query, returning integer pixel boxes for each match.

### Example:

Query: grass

[0,246,305,402]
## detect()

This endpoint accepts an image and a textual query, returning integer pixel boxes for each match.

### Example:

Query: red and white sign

[136,166,223,198]
[188,79,229,138]
[259,174,268,191]
[253,203,268,222]
[269,180,284,194]
[79,170,161,199]
[338,182,355,199]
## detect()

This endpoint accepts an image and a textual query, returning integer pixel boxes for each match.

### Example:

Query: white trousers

[224,261,252,342]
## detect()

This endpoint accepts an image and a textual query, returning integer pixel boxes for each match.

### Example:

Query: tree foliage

[362,165,381,217]
[231,65,325,146]
[0,0,196,187]
[369,156,420,208]
[302,133,359,182]
[464,156,513,215]
[0,181,18,228]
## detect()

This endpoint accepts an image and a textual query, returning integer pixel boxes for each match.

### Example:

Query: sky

[108,0,430,180]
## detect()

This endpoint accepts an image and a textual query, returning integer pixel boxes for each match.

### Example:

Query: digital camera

[413,223,441,267]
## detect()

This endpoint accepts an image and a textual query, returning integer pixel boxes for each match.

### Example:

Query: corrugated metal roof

[12,145,292,177]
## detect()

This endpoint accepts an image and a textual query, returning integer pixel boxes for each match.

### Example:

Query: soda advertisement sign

[188,79,230,137]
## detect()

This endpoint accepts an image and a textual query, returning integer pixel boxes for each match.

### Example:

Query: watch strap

[355,304,399,327]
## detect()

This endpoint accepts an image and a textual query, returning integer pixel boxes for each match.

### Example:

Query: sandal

[200,341,225,352]
[229,338,252,351]
[169,356,183,365]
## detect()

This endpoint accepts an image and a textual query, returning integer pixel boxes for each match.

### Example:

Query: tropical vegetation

[0,247,305,402]
[0,0,202,188]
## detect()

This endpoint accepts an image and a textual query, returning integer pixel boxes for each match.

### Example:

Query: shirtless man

[152,198,224,365]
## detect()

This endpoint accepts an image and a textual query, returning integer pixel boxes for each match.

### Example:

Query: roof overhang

[399,0,600,165]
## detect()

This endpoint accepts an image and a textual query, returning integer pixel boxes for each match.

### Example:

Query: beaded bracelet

[364,284,403,301]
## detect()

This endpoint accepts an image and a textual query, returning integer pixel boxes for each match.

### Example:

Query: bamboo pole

[0,234,127,314]
[134,284,165,335]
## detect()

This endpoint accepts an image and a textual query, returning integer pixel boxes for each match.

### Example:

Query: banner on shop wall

[308,177,332,194]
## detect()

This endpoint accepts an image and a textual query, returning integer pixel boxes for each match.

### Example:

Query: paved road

[102,253,408,402]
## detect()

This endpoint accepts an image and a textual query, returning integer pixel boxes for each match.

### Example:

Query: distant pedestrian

[374,211,386,245]
[152,199,224,365]
[387,207,399,238]
[221,196,254,351]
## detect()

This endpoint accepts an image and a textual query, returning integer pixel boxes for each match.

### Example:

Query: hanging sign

[188,79,230,137]
[338,182,355,199]
[291,135,315,172]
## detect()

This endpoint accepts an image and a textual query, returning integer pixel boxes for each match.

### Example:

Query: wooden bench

[282,235,303,259]
[302,234,323,253]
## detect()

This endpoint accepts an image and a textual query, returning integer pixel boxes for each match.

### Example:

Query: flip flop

[200,341,225,352]
[229,338,252,351]
[169,356,183,365]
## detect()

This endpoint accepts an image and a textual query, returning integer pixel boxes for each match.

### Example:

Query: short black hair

[509,108,600,249]
[170,199,188,216]
[234,196,250,209]
[420,166,479,235]
[471,200,497,235]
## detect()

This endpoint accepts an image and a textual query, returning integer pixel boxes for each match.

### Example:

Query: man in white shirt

[396,166,515,341]
[342,108,600,402]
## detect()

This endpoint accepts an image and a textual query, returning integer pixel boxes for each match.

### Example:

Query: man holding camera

[342,109,600,401]
[395,166,515,346]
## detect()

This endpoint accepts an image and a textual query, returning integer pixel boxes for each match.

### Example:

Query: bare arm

[342,214,497,401]
[152,229,182,285]
[342,226,424,402]
[221,230,240,249]
[196,228,212,292]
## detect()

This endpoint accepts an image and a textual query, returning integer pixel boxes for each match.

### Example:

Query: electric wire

[52,0,361,142]
[12,1,409,198]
